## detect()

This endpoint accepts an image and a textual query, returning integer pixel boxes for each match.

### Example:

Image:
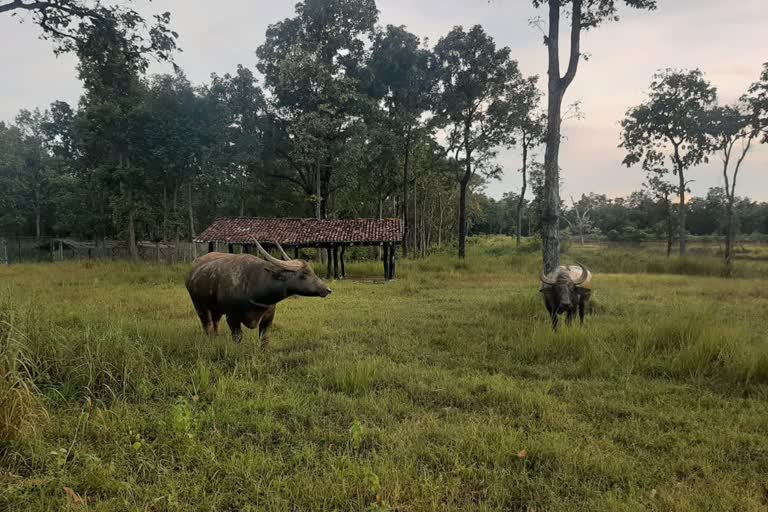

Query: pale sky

[1,0,766,201]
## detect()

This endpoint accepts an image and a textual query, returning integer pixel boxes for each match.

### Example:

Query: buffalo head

[540,263,592,328]
[252,241,332,298]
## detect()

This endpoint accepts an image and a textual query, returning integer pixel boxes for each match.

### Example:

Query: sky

[1,0,766,201]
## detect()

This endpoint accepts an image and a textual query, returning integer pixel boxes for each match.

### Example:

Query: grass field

[2,238,768,511]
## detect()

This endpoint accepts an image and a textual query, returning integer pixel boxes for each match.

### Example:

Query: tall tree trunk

[665,196,673,258]
[378,198,384,260]
[724,201,735,268]
[542,0,582,274]
[187,182,196,240]
[516,139,528,248]
[421,192,427,257]
[315,167,322,220]
[542,86,564,272]
[162,184,168,242]
[128,203,139,261]
[458,121,472,259]
[173,186,180,245]
[722,136,751,271]
[458,176,470,258]
[437,192,444,246]
[34,186,41,240]
[412,177,417,257]
[315,163,325,264]
[676,167,687,257]
[402,127,411,257]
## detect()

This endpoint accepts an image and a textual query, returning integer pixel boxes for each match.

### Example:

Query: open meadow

[2,238,768,511]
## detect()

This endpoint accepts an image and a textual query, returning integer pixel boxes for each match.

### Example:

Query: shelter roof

[194,217,402,246]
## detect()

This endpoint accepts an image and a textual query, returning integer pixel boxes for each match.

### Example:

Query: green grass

[1,238,768,511]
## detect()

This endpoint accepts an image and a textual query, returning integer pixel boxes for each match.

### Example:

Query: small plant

[350,419,364,451]
[129,430,145,451]
[49,447,68,467]
[169,397,195,439]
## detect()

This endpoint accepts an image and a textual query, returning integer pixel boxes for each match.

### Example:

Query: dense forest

[0,0,766,260]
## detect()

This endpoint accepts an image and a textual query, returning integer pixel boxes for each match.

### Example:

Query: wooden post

[228,243,234,254]
[156,242,161,263]
[208,242,214,253]
[390,243,396,280]
[340,245,346,279]
[326,246,332,279]
[332,245,339,279]
[50,240,55,261]
[383,243,390,280]
[243,244,250,254]
[59,241,63,261]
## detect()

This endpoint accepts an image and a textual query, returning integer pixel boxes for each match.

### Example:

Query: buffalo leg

[544,300,558,330]
[565,310,574,326]
[226,315,243,343]
[211,311,223,335]
[192,301,212,335]
[259,307,276,348]
[578,301,586,324]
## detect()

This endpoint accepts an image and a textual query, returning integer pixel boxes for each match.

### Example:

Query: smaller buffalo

[185,242,331,345]
[539,263,592,329]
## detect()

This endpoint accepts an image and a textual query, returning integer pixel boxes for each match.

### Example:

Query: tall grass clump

[0,296,45,443]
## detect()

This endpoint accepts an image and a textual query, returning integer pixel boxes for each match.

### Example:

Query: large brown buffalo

[185,242,331,344]
[539,263,592,329]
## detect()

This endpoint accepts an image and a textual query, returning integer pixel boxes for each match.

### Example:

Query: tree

[432,25,526,258]
[707,103,760,269]
[644,171,676,257]
[256,0,378,221]
[706,63,768,270]
[13,109,51,239]
[207,66,267,218]
[531,0,657,272]
[368,24,434,257]
[508,77,545,247]
[0,122,27,235]
[0,0,177,65]
[140,72,208,242]
[621,69,717,256]
[565,195,593,245]
[749,63,768,143]
[71,5,177,259]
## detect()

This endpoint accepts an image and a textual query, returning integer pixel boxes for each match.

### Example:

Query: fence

[0,236,210,264]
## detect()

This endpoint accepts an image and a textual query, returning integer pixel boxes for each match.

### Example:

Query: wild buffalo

[185,242,331,345]
[539,263,592,329]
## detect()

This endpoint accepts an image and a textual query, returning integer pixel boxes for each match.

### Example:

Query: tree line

[473,186,768,245]
[1,0,766,269]
[0,0,546,260]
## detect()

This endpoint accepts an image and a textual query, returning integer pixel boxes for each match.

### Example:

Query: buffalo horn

[274,242,291,260]
[540,270,558,285]
[573,263,589,285]
[253,240,303,270]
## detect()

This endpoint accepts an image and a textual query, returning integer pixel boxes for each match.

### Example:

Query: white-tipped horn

[573,263,589,285]
[253,240,283,265]
[540,269,558,286]
[274,242,291,260]
[253,239,304,271]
